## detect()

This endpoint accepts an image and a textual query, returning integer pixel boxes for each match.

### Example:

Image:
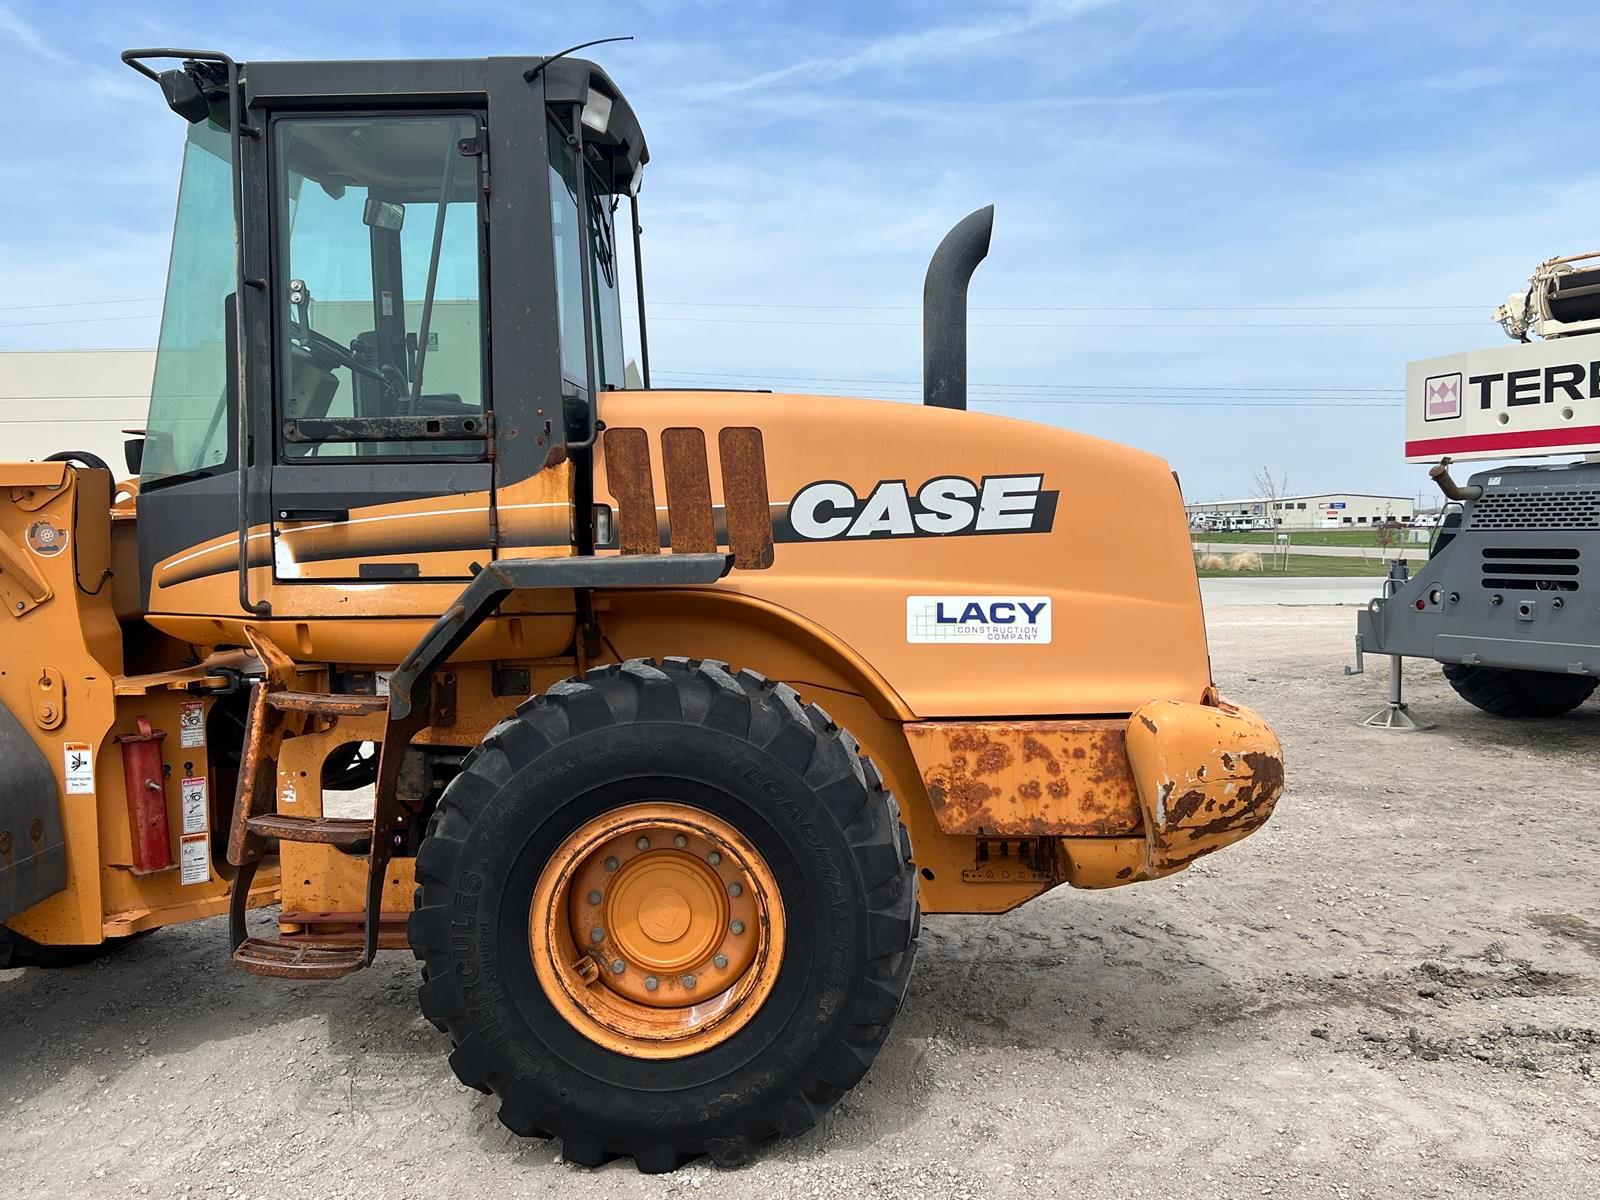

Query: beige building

[2,300,477,475]
[1,349,155,472]
[1186,492,1414,529]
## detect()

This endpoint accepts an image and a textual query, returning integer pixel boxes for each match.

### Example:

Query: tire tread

[409,656,918,1172]
[1442,662,1597,718]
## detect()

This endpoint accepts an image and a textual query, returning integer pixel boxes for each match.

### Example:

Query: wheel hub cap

[530,802,784,1058]
[635,884,693,945]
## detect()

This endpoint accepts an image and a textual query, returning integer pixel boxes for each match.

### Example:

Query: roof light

[628,162,644,197]
[581,87,613,136]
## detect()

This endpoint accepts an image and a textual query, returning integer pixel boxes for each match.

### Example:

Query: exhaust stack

[922,205,994,410]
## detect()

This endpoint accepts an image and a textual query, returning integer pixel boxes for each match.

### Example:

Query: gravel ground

[3,604,1597,1198]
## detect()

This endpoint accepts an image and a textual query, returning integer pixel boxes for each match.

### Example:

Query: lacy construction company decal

[906,596,1052,644]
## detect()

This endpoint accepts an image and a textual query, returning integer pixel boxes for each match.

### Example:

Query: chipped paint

[1123,696,1283,881]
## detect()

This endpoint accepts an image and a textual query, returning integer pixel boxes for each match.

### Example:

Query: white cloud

[1417,65,1509,91]
[0,2,68,64]
[692,0,1123,97]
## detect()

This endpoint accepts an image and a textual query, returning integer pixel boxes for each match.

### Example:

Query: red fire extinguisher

[114,717,174,874]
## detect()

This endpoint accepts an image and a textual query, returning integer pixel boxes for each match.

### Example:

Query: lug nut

[610,959,625,975]
[707,851,722,866]
[587,889,603,905]
[727,881,743,897]
[730,919,745,935]
[644,975,659,991]
[681,974,697,989]
[673,834,687,849]
[590,926,605,944]
[604,856,619,872]
[713,954,728,969]
[636,836,651,851]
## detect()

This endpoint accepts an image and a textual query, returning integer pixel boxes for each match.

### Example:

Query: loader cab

[127,52,647,620]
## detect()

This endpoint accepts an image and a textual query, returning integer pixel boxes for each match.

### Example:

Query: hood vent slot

[1465,488,1600,531]
[1480,547,1580,592]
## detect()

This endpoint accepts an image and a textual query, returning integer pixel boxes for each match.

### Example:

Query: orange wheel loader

[0,46,1284,1172]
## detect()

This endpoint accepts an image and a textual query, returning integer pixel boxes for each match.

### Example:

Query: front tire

[409,658,917,1172]
[1441,663,1597,718]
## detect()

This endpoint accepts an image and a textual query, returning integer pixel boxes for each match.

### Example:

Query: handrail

[629,192,650,388]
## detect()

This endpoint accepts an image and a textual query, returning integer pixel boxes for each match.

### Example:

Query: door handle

[276,507,349,522]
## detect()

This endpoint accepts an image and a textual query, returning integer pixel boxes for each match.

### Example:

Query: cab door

[266,111,494,593]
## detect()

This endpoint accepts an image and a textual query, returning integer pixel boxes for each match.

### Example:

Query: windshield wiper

[589,190,617,288]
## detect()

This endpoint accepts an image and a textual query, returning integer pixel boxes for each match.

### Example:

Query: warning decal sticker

[180,835,210,886]
[25,519,68,557]
[179,699,205,748]
[63,741,94,793]
[181,776,208,835]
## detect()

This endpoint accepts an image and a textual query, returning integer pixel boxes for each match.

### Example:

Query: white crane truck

[1357,253,1600,717]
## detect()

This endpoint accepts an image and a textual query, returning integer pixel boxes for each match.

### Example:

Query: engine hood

[594,389,1210,718]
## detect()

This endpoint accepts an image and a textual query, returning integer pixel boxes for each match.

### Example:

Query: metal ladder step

[245,814,373,849]
[231,937,366,980]
[280,910,410,951]
[264,691,388,716]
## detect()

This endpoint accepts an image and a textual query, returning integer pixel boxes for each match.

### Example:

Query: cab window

[141,118,234,485]
[547,118,626,391]
[273,114,485,459]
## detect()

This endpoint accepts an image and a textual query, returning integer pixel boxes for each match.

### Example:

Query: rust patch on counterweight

[906,720,1143,837]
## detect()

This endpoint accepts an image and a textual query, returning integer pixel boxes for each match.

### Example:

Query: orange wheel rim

[529,802,785,1059]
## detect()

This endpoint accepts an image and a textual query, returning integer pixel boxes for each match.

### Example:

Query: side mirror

[123,434,146,476]
[363,198,406,231]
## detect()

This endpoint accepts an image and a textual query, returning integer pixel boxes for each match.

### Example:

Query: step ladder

[227,686,387,979]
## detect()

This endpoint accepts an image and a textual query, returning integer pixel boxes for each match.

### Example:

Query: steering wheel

[301,325,424,413]
[294,319,386,384]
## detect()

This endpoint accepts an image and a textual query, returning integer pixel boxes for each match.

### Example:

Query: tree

[1250,465,1289,524]
[1251,465,1290,569]
[1373,502,1400,556]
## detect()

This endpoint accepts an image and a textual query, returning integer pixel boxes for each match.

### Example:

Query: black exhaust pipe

[923,204,994,410]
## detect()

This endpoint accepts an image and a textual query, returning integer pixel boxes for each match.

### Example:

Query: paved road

[1200,576,1380,606]
[1193,540,1429,560]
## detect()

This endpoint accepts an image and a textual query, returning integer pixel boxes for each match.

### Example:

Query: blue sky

[3,0,1599,499]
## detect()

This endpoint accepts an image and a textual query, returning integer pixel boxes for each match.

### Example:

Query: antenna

[524,36,633,82]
